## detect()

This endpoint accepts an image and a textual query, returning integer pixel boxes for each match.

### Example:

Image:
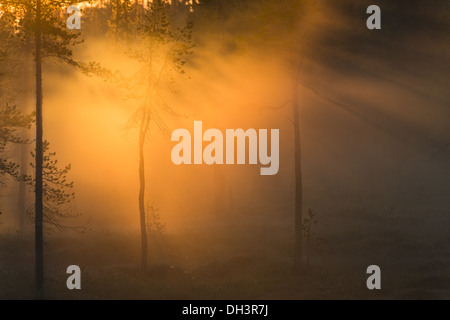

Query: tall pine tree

[0,0,105,298]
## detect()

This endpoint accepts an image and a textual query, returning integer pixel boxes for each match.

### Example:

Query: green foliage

[0,103,34,146]
[0,0,112,78]
[122,0,194,135]
[0,1,78,58]
[77,60,118,82]
[302,208,317,237]
[0,103,33,217]
[302,208,327,270]
[0,1,100,233]
[0,103,34,185]
[108,0,135,40]
[133,0,195,76]
[145,202,166,235]
[29,141,87,232]
[0,7,30,99]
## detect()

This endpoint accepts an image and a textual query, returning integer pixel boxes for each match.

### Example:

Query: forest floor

[1,203,449,300]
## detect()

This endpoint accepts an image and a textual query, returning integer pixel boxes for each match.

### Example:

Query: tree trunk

[306,228,310,271]
[34,0,44,299]
[138,117,148,269]
[293,79,303,271]
[17,144,27,234]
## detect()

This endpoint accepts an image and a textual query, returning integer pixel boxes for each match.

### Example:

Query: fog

[0,0,449,299]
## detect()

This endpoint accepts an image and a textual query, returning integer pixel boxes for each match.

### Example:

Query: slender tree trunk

[17,144,27,233]
[34,0,44,299]
[137,39,153,269]
[306,228,310,271]
[293,78,303,271]
[138,115,148,269]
